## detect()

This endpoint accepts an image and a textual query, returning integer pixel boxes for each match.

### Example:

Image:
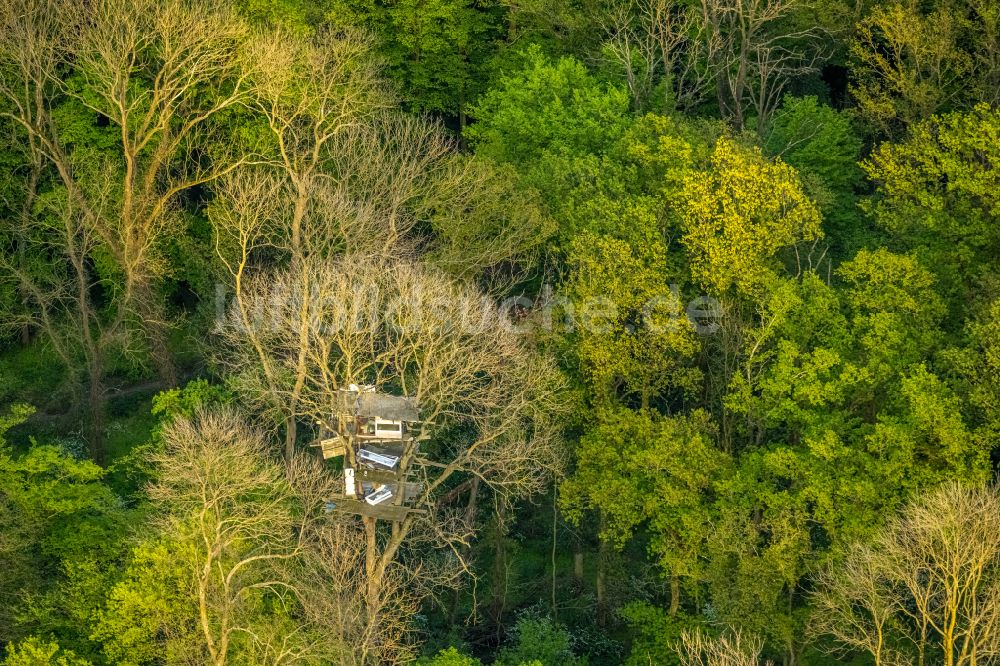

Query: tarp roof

[335,390,420,421]
[358,393,420,421]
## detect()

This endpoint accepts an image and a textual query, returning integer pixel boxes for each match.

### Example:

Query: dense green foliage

[1,0,999,663]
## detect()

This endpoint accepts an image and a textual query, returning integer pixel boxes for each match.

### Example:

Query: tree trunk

[573,547,584,591]
[489,502,509,645]
[457,86,468,150]
[785,585,798,666]
[551,486,558,618]
[669,573,680,616]
[364,516,381,616]
[17,151,41,348]
[597,511,608,626]
[284,415,298,462]
[87,362,107,465]
[134,283,176,386]
[448,478,481,627]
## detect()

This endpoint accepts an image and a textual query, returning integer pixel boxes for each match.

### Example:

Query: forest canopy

[0,0,998,664]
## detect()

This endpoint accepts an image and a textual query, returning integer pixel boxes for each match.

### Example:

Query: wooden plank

[321,443,346,460]
[355,467,401,485]
[310,437,346,459]
[323,496,426,521]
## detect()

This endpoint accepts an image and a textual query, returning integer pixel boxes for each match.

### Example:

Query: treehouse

[353,392,421,441]
[312,385,430,520]
[311,386,423,459]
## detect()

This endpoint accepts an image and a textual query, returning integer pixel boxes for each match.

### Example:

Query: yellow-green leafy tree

[677,138,822,299]
[862,104,1000,306]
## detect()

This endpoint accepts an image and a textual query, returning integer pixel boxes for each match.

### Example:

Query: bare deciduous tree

[248,27,393,261]
[599,0,826,129]
[676,628,773,666]
[211,113,552,461]
[123,409,419,666]
[812,482,1000,666]
[208,114,456,461]
[810,543,903,666]
[150,411,325,665]
[600,0,718,111]
[215,255,566,619]
[211,24,549,460]
[0,167,125,460]
[0,0,258,385]
[212,26,402,462]
[701,0,822,131]
[297,521,420,666]
[700,0,827,132]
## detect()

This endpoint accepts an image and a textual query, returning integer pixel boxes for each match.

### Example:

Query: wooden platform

[352,473,424,503]
[324,496,426,521]
[311,435,421,462]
